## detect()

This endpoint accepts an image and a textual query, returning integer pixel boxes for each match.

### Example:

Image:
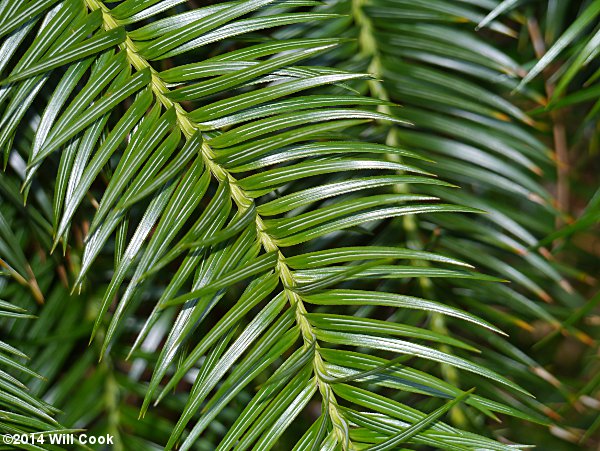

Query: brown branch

[527,18,570,228]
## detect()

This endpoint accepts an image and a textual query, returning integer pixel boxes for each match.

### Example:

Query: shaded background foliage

[0,0,599,450]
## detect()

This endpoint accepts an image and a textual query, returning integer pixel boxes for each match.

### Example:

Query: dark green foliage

[0,1,598,450]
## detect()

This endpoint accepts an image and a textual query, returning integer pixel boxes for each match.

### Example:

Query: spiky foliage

[0,1,598,450]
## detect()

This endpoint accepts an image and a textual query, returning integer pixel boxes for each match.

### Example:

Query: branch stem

[352,0,466,426]
[84,1,349,445]
[527,17,570,228]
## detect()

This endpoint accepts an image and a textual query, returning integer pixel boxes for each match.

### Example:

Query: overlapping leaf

[0,0,588,450]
